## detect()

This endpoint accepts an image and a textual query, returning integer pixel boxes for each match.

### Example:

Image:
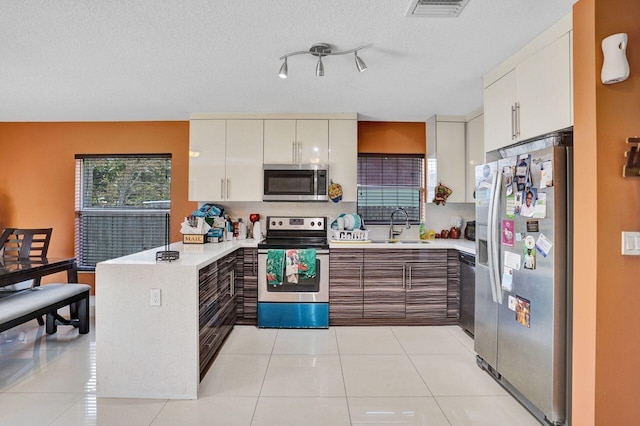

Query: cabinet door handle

[253,251,257,275]
[226,179,230,199]
[511,105,516,140]
[229,271,234,296]
[221,178,225,198]
[515,102,521,138]
[292,141,296,164]
[297,141,302,164]
[408,265,412,290]
[359,265,363,289]
[402,264,406,289]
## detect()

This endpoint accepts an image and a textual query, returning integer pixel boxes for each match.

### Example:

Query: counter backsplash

[201,201,475,240]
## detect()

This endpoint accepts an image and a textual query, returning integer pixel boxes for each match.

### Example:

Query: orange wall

[358,121,426,154]
[0,122,197,292]
[573,0,640,424]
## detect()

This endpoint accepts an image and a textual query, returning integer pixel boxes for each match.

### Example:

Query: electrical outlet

[150,288,162,306]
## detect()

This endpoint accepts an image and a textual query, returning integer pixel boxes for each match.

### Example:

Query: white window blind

[74,154,171,270]
[357,155,424,224]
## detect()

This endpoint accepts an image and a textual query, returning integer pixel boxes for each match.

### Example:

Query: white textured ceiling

[0,0,576,122]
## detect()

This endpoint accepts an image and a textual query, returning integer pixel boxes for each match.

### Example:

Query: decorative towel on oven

[285,249,316,284]
[266,249,285,286]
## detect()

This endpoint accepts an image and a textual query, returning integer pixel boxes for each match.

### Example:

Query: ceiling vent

[405,0,470,18]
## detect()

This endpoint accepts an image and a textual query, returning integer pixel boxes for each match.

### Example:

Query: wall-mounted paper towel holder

[602,33,630,84]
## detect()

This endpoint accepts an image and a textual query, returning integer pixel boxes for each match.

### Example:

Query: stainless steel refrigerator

[474,131,572,426]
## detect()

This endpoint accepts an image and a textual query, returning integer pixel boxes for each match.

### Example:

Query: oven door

[258,249,329,302]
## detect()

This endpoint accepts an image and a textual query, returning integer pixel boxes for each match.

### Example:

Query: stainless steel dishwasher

[459,251,475,337]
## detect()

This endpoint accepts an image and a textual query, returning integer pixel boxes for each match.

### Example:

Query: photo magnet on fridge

[523,246,536,270]
[519,188,537,218]
[515,295,531,328]
[526,220,539,233]
[502,220,515,247]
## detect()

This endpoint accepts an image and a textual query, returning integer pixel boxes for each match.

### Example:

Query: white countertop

[329,238,475,255]
[98,239,260,269]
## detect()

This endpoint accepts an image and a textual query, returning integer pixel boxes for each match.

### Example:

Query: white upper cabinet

[225,120,264,201]
[189,119,226,201]
[188,119,264,202]
[516,32,572,141]
[426,115,466,203]
[484,71,516,153]
[263,120,296,164]
[483,14,572,153]
[263,119,329,165]
[328,119,358,202]
[465,112,484,203]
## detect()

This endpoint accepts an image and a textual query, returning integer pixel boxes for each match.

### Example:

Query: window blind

[357,155,424,224]
[74,155,171,270]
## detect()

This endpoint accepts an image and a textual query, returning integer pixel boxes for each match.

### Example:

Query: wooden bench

[0,283,90,334]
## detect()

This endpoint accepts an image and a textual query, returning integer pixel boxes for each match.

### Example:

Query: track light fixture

[278,43,367,78]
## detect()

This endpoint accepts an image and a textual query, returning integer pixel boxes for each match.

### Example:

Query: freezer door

[495,146,567,424]
[474,162,499,367]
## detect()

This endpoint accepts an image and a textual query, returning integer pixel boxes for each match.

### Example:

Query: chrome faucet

[389,207,411,239]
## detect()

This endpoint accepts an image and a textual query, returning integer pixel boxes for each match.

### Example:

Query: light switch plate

[621,232,640,255]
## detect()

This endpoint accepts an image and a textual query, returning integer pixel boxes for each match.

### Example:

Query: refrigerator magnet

[508,295,517,311]
[502,267,514,291]
[536,233,553,257]
[540,160,553,187]
[505,194,516,218]
[532,192,547,218]
[526,220,539,233]
[502,220,515,246]
[515,295,531,328]
[523,247,536,270]
[524,235,536,249]
[504,251,521,270]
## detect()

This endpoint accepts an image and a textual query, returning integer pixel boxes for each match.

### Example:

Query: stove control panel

[267,216,326,231]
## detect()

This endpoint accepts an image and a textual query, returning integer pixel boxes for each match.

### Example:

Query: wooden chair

[0,228,53,325]
[0,228,52,261]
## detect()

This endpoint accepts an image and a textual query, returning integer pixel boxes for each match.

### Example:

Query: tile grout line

[391,326,455,426]
[249,327,278,426]
[334,328,354,426]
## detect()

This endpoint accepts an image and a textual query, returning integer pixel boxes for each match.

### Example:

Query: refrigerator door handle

[486,169,498,304]
[491,168,504,304]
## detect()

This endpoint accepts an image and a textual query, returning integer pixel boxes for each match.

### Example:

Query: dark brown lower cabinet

[363,250,407,319]
[329,249,364,320]
[239,248,258,324]
[405,250,448,320]
[198,252,237,379]
[329,248,459,326]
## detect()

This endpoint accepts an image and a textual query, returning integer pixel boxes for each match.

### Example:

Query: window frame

[356,153,425,225]
[74,153,172,271]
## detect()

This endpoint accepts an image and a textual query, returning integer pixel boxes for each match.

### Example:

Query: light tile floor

[0,319,541,425]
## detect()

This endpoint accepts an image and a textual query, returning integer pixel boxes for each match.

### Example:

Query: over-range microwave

[263,164,328,202]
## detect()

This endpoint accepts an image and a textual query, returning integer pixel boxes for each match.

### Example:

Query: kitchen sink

[370,239,431,244]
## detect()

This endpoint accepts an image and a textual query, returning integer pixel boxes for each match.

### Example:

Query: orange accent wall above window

[358,122,426,154]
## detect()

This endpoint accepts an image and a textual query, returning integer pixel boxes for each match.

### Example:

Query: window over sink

[357,154,424,224]
[74,154,171,270]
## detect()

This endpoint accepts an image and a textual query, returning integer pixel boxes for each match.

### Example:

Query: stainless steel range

[257,216,329,328]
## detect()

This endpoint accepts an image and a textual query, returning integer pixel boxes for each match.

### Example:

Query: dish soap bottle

[419,222,427,240]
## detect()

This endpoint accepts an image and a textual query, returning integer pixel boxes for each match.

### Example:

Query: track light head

[355,51,367,73]
[278,58,288,78]
[316,57,324,77]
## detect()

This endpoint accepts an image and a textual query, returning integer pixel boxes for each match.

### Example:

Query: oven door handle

[258,249,329,255]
